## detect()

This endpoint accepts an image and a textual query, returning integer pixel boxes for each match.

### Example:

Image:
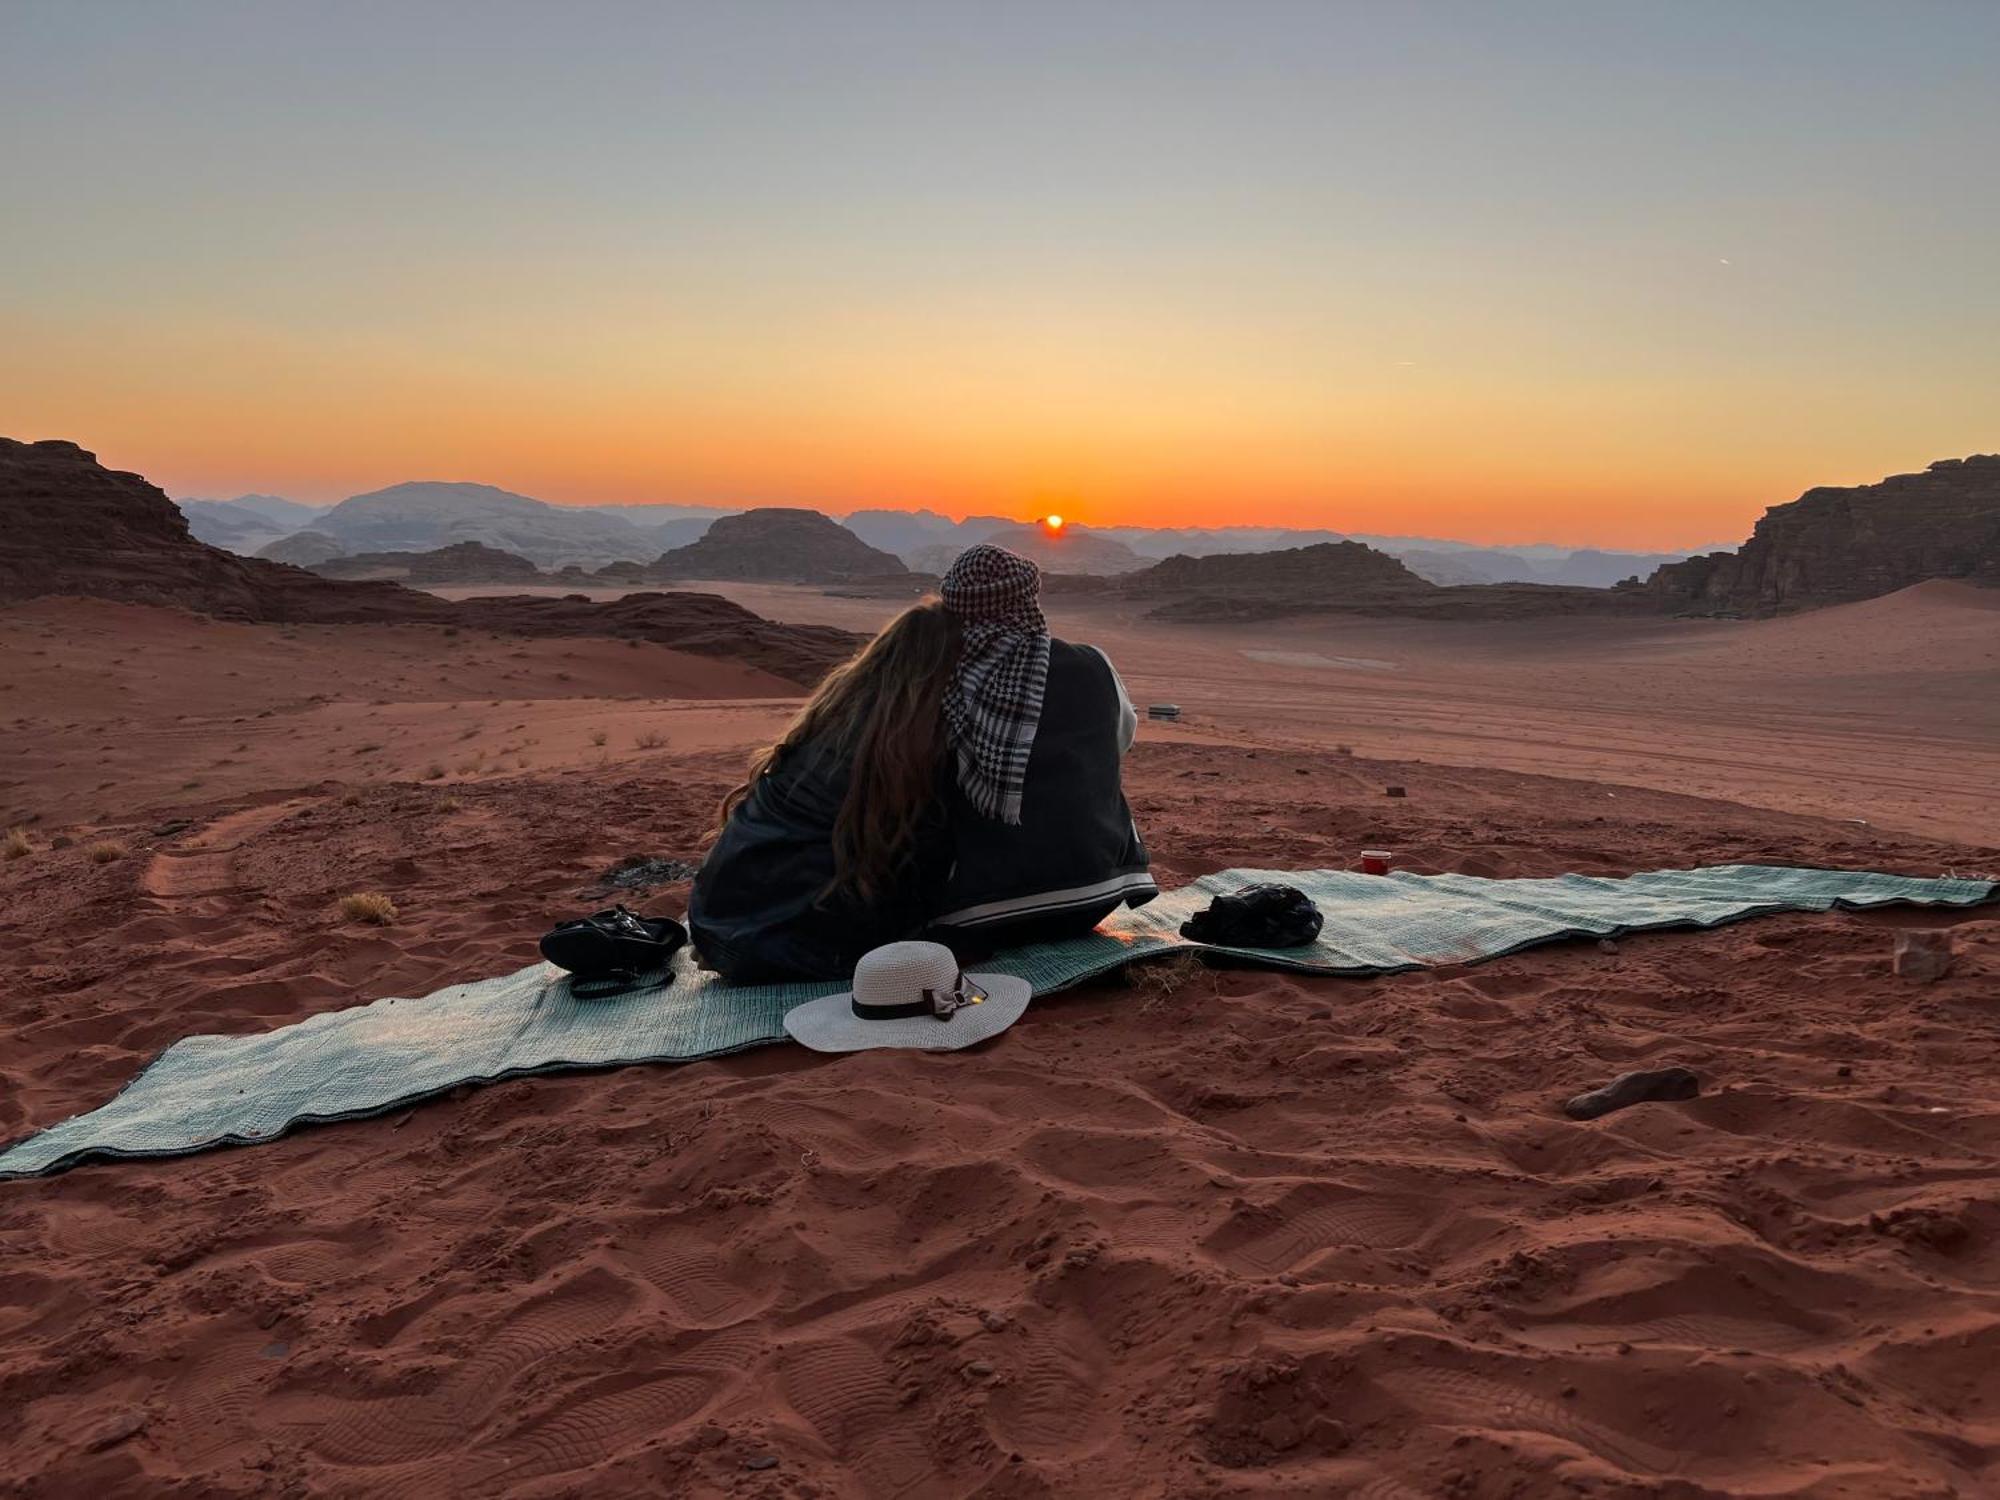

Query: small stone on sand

[1565,1066,1702,1121]
[1892,930,1954,982]
[82,1410,148,1452]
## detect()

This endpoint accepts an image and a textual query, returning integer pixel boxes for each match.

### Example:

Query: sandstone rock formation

[1638,456,2000,614]
[0,438,419,621]
[0,439,855,685]
[652,507,908,581]
[1119,541,1653,621]
[312,541,543,585]
[257,530,348,566]
[1125,541,1429,600]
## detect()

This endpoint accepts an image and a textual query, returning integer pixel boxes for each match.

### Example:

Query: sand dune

[3,596,1997,1496]
[665,580,2000,847]
[0,600,797,828]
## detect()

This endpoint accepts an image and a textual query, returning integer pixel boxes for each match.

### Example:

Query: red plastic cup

[1360,849,1392,875]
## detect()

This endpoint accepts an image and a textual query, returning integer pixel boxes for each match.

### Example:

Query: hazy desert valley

[0,434,1995,1499]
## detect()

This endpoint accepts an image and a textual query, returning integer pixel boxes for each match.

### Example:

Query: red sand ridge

[0,437,858,684]
[1641,454,2000,614]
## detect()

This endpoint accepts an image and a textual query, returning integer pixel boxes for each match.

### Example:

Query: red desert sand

[3,584,1999,1497]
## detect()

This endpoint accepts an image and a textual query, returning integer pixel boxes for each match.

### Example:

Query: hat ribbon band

[851,972,988,1022]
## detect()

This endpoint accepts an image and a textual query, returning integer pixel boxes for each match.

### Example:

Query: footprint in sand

[983,1317,1115,1459]
[1376,1362,1678,1475]
[777,1336,940,1496]
[1202,1182,1431,1275]
[289,1265,641,1470]
[140,797,317,904]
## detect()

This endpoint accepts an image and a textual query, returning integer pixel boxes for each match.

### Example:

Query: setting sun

[1043,514,1065,534]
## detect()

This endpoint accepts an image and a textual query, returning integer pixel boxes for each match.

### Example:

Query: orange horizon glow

[5,301,1984,551]
[2,366,1983,552]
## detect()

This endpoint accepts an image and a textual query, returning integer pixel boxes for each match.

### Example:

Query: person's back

[691,732,948,982]
[930,637,1154,943]
[689,598,959,983]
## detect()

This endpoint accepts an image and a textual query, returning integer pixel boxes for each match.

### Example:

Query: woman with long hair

[690,544,1155,982]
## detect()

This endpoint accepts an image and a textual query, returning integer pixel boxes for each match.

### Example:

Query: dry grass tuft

[339,791,364,808]
[338,891,397,925]
[4,827,32,860]
[590,729,608,747]
[1124,951,1212,1013]
[423,763,446,780]
[87,840,126,865]
[437,795,464,813]
[634,730,667,750]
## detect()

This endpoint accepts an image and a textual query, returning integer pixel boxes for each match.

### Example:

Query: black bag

[539,905,687,997]
[1180,883,1323,948]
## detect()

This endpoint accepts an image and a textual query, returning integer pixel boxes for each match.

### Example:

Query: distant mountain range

[135,448,2000,623]
[176,484,1705,586]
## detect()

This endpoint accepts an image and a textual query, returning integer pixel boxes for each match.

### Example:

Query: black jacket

[929,640,1155,937]
[688,733,950,984]
[689,637,1152,981]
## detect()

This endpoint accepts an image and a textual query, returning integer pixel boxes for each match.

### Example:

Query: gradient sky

[4,1,1996,548]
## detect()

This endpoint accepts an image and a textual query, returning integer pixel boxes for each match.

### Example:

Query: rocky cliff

[653,507,908,581]
[0,438,423,621]
[0,439,857,684]
[1638,456,2000,614]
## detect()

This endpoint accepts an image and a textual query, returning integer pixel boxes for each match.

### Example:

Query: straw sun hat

[783,940,1031,1052]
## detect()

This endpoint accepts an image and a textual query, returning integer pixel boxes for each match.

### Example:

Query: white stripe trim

[933,870,1159,929]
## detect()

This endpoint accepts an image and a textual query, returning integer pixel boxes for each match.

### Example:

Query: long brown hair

[718,599,961,903]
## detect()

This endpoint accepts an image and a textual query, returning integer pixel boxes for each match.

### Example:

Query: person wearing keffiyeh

[939,544,1052,825]
[690,541,1155,984]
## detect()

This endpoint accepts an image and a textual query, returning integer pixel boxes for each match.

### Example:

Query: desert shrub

[634,731,667,750]
[338,892,397,925]
[590,729,608,747]
[88,840,126,865]
[424,763,445,780]
[438,796,464,813]
[4,827,30,860]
